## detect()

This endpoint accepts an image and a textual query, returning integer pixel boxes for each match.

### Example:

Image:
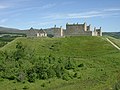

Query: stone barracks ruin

[26,22,102,37]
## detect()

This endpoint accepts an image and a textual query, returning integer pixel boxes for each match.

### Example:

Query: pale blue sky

[0,0,120,32]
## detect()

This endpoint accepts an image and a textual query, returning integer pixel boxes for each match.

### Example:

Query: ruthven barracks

[26,22,102,37]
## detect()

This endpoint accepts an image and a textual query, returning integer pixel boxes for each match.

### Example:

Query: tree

[14,42,25,60]
[65,58,75,70]
[47,66,56,78]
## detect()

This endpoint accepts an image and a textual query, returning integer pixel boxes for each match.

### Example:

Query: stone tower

[83,22,87,31]
[53,25,63,37]
[87,24,91,31]
[93,27,102,36]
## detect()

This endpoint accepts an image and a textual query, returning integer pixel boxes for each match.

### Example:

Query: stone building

[92,27,102,36]
[45,25,63,37]
[52,25,63,37]
[27,27,38,37]
[64,22,102,36]
[37,29,47,37]
[27,27,47,37]
[64,22,93,36]
[26,22,102,37]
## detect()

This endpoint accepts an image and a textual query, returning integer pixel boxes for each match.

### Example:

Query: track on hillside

[106,38,120,50]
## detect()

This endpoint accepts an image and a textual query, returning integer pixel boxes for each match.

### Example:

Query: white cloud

[43,11,103,19]
[67,11,102,18]
[103,8,120,12]
[43,8,120,19]
[26,20,58,26]
[5,3,56,13]
[41,3,56,9]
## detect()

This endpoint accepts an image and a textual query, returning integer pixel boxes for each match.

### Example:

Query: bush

[14,42,25,61]
[62,73,71,81]
[73,73,78,78]
[0,48,78,82]
[27,69,37,82]
[17,72,26,82]
[0,42,7,47]
[47,67,56,78]
[113,81,120,90]
[41,83,46,87]
[28,73,37,82]
[54,64,65,78]
[23,85,29,90]
[65,59,75,70]
[16,42,24,49]
[40,72,48,80]
[78,63,84,67]
[0,64,5,72]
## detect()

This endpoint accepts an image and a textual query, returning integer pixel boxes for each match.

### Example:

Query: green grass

[0,36,120,90]
[103,32,120,39]
[0,35,20,48]
[108,37,120,47]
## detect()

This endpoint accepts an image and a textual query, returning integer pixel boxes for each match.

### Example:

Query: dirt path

[106,38,120,50]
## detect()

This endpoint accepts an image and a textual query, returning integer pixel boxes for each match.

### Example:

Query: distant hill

[0,27,20,33]
[103,32,120,39]
[0,26,28,34]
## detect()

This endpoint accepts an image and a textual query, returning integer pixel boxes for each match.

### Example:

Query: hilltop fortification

[27,22,102,37]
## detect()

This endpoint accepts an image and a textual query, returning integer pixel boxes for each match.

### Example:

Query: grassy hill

[0,36,120,90]
[103,32,120,39]
[108,37,120,47]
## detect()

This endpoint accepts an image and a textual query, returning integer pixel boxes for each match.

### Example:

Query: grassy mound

[0,36,120,90]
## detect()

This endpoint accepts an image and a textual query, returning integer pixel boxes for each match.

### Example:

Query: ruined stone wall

[65,30,92,36]
[26,29,38,37]
[66,24,84,34]
[26,22,102,37]
[87,25,91,31]
[53,28,63,37]
[44,28,54,35]
[93,27,102,36]
[65,24,92,36]
[44,27,63,37]
[96,30,102,36]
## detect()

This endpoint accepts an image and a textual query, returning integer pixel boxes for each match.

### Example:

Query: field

[0,36,120,90]
[103,32,120,39]
[0,33,25,47]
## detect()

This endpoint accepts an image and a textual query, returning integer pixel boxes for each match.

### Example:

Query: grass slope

[103,32,120,39]
[0,36,120,90]
[108,37,120,47]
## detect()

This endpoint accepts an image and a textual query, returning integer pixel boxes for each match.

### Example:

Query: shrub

[65,59,75,70]
[28,73,36,82]
[14,42,25,61]
[17,72,26,82]
[78,63,84,67]
[13,88,17,90]
[113,81,120,90]
[62,73,71,81]
[0,42,7,47]
[47,67,56,78]
[16,42,24,50]
[0,64,5,72]
[40,72,48,80]
[41,83,46,87]
[23,85,29,90]
[73,73,78,78]
[54,64,65,78]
